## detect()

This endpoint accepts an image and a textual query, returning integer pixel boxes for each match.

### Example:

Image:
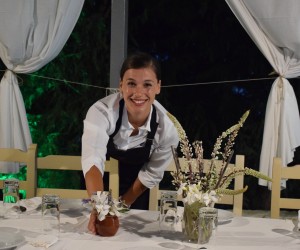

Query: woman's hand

[88,210,98,235]
[85,166,104,234]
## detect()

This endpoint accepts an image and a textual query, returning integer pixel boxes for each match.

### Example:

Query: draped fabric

[226,0,300,189]
[0,0,84,172]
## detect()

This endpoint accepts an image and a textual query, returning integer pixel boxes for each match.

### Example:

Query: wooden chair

[0,144,37,199]
[271,157,300,218]
[36,155,119,199]
[149,155,245,216]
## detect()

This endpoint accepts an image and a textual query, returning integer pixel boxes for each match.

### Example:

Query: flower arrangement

[167,110,272,206]
[91,190,128,221]
[167,110,272,242]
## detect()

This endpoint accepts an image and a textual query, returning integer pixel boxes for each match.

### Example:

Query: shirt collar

[121,105,153,132]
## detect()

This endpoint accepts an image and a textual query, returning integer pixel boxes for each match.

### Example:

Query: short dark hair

[120,52,161,81]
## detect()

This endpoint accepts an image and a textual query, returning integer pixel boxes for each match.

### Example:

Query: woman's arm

[121,177,147,206]
[85,165,104,235]
[85,165,104,197]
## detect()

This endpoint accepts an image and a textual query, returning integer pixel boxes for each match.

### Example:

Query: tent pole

[110,0,128,90]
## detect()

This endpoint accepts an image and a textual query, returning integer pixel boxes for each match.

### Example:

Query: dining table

[0,198,299,250]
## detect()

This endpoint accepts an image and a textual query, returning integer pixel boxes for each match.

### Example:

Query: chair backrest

[149,154,245,216]
[0,144,37,199]
[270,157,300,218]
[36,155,119,199]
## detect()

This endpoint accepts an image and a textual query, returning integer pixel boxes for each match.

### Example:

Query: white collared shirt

[113,104,151,150]
[81,92,179,189]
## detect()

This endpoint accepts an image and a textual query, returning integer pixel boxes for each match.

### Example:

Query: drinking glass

[42,194,60,236]
[159,190,178,232]
[3,178,20,219]
[198,207,218,248]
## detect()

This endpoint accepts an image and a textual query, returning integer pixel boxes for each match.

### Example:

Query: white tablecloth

[0,199,299,250]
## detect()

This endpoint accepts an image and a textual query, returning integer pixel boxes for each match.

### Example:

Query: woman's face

[119,67,161,121]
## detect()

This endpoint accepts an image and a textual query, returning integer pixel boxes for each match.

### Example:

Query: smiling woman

[81,51,179,234]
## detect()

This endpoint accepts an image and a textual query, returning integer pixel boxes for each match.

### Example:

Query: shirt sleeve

[138,117,179,189]
[81,103,112,177]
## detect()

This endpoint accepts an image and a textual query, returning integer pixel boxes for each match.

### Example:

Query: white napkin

[25,235,58,248]
[20,197,42,212]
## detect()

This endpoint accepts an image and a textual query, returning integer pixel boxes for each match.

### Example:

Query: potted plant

[91,190,128,236]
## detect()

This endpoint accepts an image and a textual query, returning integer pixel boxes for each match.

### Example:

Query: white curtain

[226,0,300,189]
[0,0,84,172]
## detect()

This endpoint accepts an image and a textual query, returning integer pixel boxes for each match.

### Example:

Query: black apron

[106,99,158,209]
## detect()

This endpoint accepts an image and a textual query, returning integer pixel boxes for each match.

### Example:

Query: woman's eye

[127,81,136,87]
[144,83,153,88]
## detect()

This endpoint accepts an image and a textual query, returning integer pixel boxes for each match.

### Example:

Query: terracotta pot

[95,215,120,236]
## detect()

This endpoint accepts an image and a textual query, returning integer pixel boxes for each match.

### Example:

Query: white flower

[95,203,110,221]
[110,203,121,217]
[202,190,218,206]
[91,190,126,221]
[177,182,187,196]
[177,181,219,206]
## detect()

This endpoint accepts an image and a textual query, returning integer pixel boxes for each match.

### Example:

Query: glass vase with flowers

[167,110,272,243]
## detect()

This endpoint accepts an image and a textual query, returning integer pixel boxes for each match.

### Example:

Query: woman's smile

[130,98,148,106]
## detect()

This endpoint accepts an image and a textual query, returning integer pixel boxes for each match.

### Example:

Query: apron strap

[110,99,125,138]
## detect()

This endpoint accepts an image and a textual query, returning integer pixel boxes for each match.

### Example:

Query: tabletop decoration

[91,190,129,236]
[167,110,272,243]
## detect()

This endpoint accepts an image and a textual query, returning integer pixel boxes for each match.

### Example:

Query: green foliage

[0,166,27,181]
[37,170,83,189]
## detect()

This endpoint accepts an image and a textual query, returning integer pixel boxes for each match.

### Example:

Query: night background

[1,0,300,209]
